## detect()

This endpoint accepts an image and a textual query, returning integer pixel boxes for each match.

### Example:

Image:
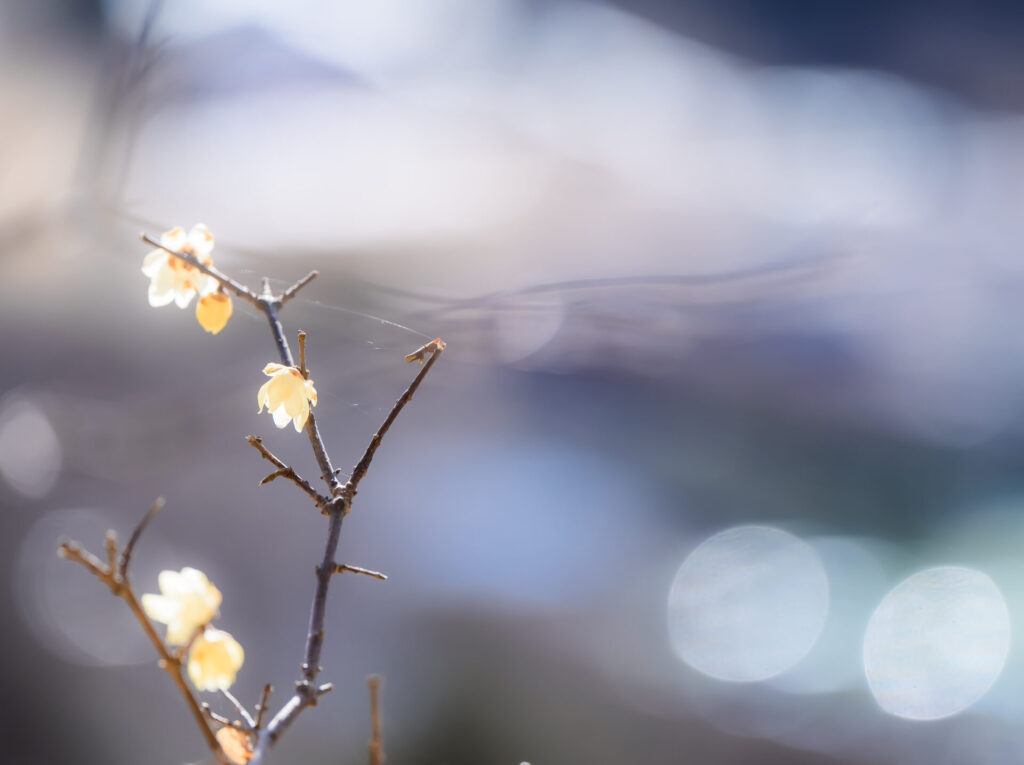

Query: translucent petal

[160,226,187,250]
[293,403,309,432]
[140,593,178,624]
[272,405,292,428]
[188,224,215,258]
[141,249,168,277]
[263,363,287,376]
[257,380,272,412]
[174,288,197,309]
[305,379,318,406]
[158,569,187,596]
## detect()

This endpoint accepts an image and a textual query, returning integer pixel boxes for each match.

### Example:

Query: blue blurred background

[4,1,1024,763]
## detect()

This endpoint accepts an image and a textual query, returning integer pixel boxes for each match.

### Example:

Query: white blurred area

[74,0,1024,447]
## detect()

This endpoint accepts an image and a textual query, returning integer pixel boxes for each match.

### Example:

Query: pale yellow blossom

[187,628,245,691]
[196,291,233,334]
[142,224,218,308]
[257,363,317,432]
[141,567,222,645]
[216,726,254,764]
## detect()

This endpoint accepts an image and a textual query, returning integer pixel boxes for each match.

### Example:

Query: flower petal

[263,363,287,376]
[160,226,187,250]
[293,402,309,432]
[305,379,317,406]
[196,293,232,335]
[188,224,215,258]
[174,288,197,309]
[257,380,272,412]
[142,249,168,277]
[272,404,292,429]
[141,593,178,625]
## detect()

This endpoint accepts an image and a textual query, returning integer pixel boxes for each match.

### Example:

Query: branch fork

[63,233,445,765]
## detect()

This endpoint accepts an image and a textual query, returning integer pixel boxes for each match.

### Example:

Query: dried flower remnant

[197,291,233,334]
[142,224,218,308]
[216,727,254,764]
[257,363,318,432]
[188,628,245,691]
[141,567,222,645]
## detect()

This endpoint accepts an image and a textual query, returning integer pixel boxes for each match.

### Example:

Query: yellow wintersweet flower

[257,363,318,432]
[141,567,222,645]
[142,224,218,308]
[187,627,245,691]
[196,291,233,334]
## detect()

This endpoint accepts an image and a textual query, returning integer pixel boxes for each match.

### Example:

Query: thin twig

[59,512,228,764]
[333,564,387,581]
[221,688,257,730]
[105,530,118,572]
[202,703,249,732]
[368,675,383,765]
[343,339,445,500]
[298,331,308,379]
[119,496,164,580]
[280,271,319,305]
[255,684,273,730]
[245,436,328,508]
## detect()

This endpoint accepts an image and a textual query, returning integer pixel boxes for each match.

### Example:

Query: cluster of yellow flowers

[143,224,319,432]
[141,567,245,691]
[142,224,233,335]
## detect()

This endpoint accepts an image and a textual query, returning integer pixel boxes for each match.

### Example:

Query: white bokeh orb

[668,525,829,682]
[863,566,1010,721]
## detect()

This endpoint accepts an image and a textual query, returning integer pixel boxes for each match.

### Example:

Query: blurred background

[4,0,1024,763]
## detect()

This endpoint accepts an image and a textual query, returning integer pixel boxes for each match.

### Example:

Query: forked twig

[245,436,328,508]
[59,502,227,764]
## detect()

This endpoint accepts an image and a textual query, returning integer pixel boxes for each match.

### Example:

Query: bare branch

[221,688,257,730]
[332,563,387,581]
[368,675,383,765]
[202,703,248,732]
[280,271,319,305]
[344,339,445,500]
[119,496,164,579]
[245,436,328,508]
[255,685,273,730]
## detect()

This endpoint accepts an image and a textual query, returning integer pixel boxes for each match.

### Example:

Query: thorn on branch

[332,563,388,581]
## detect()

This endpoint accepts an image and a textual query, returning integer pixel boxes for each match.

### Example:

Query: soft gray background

[5,1,1024,763]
